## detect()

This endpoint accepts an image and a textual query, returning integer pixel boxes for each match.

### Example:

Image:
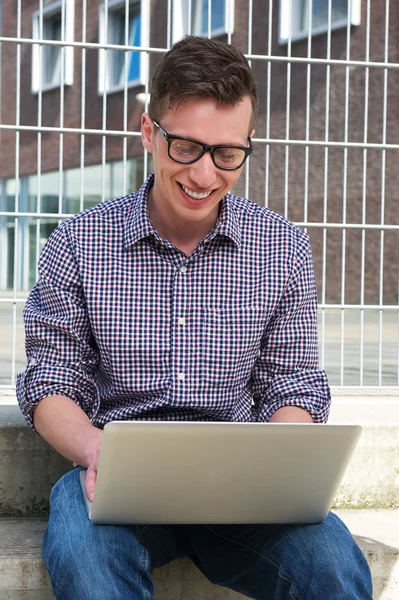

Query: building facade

[0,0,398,305]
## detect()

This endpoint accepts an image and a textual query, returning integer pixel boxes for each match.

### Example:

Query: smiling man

[17,36,372,599]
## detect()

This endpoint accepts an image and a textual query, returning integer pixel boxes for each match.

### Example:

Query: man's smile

[179,183,215,201]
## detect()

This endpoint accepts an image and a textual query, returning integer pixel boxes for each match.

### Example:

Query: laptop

[79,421,361,525]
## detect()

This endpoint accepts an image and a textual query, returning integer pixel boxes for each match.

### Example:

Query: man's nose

[188,151,218,188]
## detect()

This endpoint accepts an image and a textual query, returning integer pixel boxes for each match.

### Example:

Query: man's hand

[33,395,103,502]
[269,406,314,423]
[85,456,99,502]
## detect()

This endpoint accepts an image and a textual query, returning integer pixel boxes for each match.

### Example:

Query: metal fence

[0,0,398,392]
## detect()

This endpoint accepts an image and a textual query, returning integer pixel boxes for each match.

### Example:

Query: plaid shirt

[17,173,331,429]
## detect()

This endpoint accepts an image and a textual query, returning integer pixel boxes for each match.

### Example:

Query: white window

[172,0,234,44]
[279,0,361,45]
[31,0,74,93]
[98,0,149,94]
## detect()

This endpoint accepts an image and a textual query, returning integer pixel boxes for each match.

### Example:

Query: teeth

[182,185,212,200]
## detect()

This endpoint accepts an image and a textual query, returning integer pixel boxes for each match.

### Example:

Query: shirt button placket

[175,262,188,395]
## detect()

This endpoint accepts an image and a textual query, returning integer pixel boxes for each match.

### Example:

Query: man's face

[141,96,254,233]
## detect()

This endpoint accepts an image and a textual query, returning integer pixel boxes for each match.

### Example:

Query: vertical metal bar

[303,0,313,230]
[188,0,192,34]
[359,0,371,386]
[102,0,109,202]
[378,0,390,385]
[340,0,352,385]
[80,0,87,212]
[58,0,66,220]
[166,0,172,48]
[12,0,22,385]
[244,0,253,201]
[264,0,273,207]
[320,0,333,372]
[35,0,44,279]
[284,1,292,219]
[143,1,151,181]
[207,0,212,38]
[122,0,129,197]
[226,0,232,44]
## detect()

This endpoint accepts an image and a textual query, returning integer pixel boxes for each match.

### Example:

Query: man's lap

[43,467,372,599]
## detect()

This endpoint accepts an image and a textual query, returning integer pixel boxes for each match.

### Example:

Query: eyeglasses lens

[169,139,246,170]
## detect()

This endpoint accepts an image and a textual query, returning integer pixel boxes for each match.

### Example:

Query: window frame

[98,0,149,95]
[31,0,75,93]
[171,0,235,44]
[278,0,361,45]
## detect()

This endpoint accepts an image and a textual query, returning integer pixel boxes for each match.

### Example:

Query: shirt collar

[123,174,156,248]
[124,173,241,249]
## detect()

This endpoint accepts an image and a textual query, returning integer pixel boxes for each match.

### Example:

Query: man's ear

[141,113,154,153]
[250,128,255,138]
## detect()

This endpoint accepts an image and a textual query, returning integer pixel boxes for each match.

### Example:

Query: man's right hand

[33,395,103,502]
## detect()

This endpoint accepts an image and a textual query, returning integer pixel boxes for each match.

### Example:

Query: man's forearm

[269,406,314,423]
[33,395,103,467]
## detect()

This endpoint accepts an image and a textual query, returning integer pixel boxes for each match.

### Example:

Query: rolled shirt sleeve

[16,224,101,430]
[251,229,331,423]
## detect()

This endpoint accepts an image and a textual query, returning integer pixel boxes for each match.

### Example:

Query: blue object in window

[312,0,347,28]
[128,14,141,82]
[201,0,225,35]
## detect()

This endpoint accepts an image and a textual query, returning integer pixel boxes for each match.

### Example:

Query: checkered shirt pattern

[17,173,331,429]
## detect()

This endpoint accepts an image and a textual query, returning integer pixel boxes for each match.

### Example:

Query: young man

[17,36,372,599]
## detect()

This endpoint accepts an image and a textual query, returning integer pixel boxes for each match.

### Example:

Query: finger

[85,465,97,502]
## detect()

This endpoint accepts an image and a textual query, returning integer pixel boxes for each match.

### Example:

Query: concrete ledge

[0,511,398,599]
[1,403,398,515]
[0,407,70,516]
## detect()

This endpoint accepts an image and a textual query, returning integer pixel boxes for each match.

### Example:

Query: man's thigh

[183,514,372,600]
[44,467,186,571]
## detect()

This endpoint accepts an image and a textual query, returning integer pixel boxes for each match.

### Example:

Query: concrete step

[329,397,399,509]
[0,406,70,517]
[0,401,398,516]
[0,511,397,599]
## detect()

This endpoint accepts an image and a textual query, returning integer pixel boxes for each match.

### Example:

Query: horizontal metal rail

[0,35,398,71]
[1,124,399,152]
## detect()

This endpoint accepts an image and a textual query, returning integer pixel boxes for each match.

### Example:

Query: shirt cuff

[16,357,100,431]
[258,370,331,423]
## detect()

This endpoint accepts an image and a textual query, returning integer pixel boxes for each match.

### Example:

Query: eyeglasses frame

[152,120,253,171]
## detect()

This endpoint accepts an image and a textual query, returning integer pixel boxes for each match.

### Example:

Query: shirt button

[28,358,37,367]
[180,265,187,273]
[177,373,184,381]
[178,317,186,325]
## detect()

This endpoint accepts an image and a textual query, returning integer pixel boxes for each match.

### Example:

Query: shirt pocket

[201,307,268,387]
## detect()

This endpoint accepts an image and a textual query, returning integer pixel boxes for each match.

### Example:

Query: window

[172,0,234,44]
[31,0,74,92]
[279,0,361,45]
[98,0,149,94]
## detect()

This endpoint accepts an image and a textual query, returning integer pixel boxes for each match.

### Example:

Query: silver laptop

[79,421,361,525]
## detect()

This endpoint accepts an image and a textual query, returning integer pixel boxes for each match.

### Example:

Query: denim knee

[42,468,154,600]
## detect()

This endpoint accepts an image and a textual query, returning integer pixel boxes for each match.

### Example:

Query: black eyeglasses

[153,120,252,171]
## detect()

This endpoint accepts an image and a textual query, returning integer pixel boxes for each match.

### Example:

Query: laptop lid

[79,421,361,525]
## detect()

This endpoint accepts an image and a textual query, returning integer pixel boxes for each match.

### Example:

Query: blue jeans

[43,467,372,599]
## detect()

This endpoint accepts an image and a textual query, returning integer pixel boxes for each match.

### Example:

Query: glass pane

[43,14,62,86]
[109,5,141,88]
[4,180,17,289]
[312,0,347,29]
[65,164,110,212]
[202,0,225,33]
[127,14,141,82]
[28,172,60,214]
[191,0,225,36]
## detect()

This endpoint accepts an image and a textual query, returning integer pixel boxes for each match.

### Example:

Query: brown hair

[148,36,258,131]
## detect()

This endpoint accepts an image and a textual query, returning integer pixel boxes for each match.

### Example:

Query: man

[17,36,372,599]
